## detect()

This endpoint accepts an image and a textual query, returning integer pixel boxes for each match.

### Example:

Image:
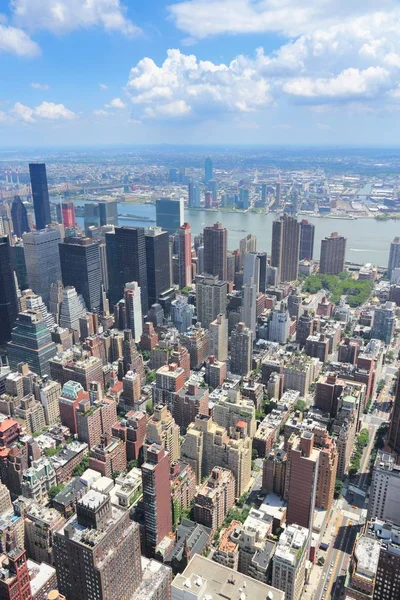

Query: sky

[2,0,400,146]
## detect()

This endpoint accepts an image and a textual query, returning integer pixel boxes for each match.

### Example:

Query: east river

[76,202,400,268]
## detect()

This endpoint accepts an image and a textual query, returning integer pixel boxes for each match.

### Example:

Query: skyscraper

[196,274,227,329]
[188,182,201,208]
[155,198,184,235]
[242,276,257,341]
[371,301,396,345]
[124,282,143,342]
[141,443,172,556]
[230,322,252,377]
[11,196,30,237]
[243,252,260,292]
[204,157,213,183]
[23,229,62,306]
[177,222,192,289]
[29,163,51,230]
[319,232,346,275]
[286,431,319,530]
[388,373,400,454]
[7,311,57,377]
[209,313,228,362]
[299,219,315,261]
[271,214,301,282]
[54,490,142,600]
[59,287,87,335]
[61,202,76,228]
[145,227,171,307]
[388,237,400,278]
[106,227,148,314]
[239,234,257,269]
[203,222,228,281]
[59,237,102,311]
[84,201,118,229]
[0,236,18,345]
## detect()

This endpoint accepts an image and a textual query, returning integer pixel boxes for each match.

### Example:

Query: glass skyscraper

[155,198,184,235]
[29,163,51,230]
[0,236,18,345]
[59,237,102,312]
[106,226,148,314]
[11,195,30,237]
[23,229,62,306]
[7,311,57,376]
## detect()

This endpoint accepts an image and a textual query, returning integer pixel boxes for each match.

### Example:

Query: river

[75,202,400,267]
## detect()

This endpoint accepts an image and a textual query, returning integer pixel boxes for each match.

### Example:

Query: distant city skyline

[2,1,400,146]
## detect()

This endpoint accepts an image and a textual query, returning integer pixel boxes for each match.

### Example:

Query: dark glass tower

[29,163,51,230]
[7,310,57,376]
[155,198,184,235]
[11,195,30,237]
[0,236,18,345]
[299,219,315,261]
[59,237,102,312]
[145,227,171,308]
[106,226,148,314]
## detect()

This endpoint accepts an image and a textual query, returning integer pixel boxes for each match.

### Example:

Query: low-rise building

[193,467,235,532]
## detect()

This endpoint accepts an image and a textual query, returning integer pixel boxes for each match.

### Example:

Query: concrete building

[54,490,142,600]
[145,227,171,308]
[319,232,346,275]
[173,383,209,434]
[196,275,227,329]
[132,557,172,600]
[272,524,309,600]
[24,504,65,566]
[142,444,172,556]
[203,223,228,281]
[172,554,284,600]
[242,276,257,341]
[146,404,180,465]
[205,356,227,389]
[268,302,291,344]
[178,223,192,289]
[230,322,252,377]
[368,451,400,526]
[283,354,316,397]
[23,229,62,306]
[209,313,228,362]
[123,281,143,342]
[371,301,396,345]
[180,325,210,370]
[194,467,235,531]
[285,431,319,530]
[21,458,56,505]
[388,236,400,279]
[212,388,256,438]
[0,548,32,600]
[299,220,315,261]
[59,287,87,336]
[271,214,301,283]
[373,520,400,600]
[153,364,185,409]
[88,435,126,478]
[170,296,194,333]
[345,529,380,600]
[181,415,252,497]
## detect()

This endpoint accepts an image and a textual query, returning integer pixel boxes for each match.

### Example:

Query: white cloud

[31,82,49,90]
[168,0,397,40]
[0,22,40,56]
[93,109,109,117]
[12,101,76,123]
[283,67,392,102]
[99,83,108,90]
[0,111,9,123]
[105,97,126,109]
[11,0,140,36]
[316,123,331,130]
[126,48,273,120]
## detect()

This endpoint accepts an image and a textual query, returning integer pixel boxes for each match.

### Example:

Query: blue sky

[1,0,400,146]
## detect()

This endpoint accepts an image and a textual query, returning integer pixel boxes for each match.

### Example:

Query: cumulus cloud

[11,0,140,36]
[168,0,397,40]
[105,97,126,109]
[126,48,273,120]
[12,101,76,123]
[31,82,49,90]
[93,109,109,117]
[0,22,40,56]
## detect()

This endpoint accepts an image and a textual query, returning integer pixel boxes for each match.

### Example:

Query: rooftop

[172,554,284,600]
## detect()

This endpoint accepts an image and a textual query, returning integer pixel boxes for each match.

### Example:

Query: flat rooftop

[172,554,284,600]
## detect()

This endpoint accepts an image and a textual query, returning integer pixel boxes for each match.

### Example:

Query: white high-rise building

[171,296,194,333]
[209,313,228,362]
[368,451,400,526]
[243,252,260,292]
[124,281,143,342]
[242,276,257,341]
[59,287,87,335]
[22,290,55,329]
[268,302,290,344]
[272,524,309,600]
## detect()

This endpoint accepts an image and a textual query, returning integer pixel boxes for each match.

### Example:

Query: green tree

[294,399,307,413]
[146,371,156,385]
[146,400,153,415]
[334,479,343,499]
[72,455,89,477]
[48,484,65,500]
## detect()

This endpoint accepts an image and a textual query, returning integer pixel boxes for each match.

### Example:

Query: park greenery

[72,455,89,477]
[302,272,373,307]
[349,428,369,476]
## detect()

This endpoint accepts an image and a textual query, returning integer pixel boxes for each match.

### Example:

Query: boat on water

[118,214,156,222]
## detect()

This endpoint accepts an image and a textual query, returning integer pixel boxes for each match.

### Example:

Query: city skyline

[2,1,400,146]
